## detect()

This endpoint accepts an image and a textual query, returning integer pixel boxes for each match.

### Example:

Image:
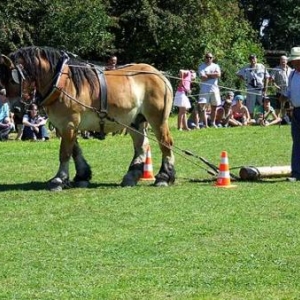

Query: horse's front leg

[48,130,76,191]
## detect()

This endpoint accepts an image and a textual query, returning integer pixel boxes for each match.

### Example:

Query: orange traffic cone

[215,151,236,188]
[140,145,155,181]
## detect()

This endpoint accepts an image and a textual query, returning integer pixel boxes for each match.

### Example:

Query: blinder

[11,64,26,84]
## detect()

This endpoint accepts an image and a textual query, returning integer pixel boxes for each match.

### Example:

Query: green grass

[1,117,299,299]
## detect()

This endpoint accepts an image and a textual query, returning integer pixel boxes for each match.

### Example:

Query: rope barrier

[67,62,285,100]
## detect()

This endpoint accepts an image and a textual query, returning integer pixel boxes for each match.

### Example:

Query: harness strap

[94,66,108,115]
[94,66,108,140]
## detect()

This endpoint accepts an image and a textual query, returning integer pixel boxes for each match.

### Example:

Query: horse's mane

[0,64,10,87]
[9,46,98,96]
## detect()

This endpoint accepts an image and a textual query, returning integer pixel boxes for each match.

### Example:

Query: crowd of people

[0,85,50,142]
[174,52,292,130]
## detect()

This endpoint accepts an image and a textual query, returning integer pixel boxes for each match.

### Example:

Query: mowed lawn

[1,117,300,299]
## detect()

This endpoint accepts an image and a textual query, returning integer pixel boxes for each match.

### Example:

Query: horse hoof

[48,177,64,191]
[74,181,89,188]
[154,181,169,187]
[121,177,137,187]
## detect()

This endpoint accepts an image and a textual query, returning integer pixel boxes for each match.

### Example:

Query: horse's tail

[160,74,174,147]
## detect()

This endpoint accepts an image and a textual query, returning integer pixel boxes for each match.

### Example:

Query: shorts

[198,91,221,106]
[173,91,191,109]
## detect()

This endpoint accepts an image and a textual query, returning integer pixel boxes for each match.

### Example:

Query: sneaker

[210,123,218,128]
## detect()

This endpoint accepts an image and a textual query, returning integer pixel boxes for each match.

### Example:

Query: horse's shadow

[0,181,121,192]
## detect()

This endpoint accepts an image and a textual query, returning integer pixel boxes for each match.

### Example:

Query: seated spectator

[215,91,234,127]
[255,97,282,126]
[231,95,255,126]
[0,89,14,141]
[22,103,49,141]
[12,101,26,140]
[187,105,201,129]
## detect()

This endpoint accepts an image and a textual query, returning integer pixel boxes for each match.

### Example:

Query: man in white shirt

[196,52,221,128]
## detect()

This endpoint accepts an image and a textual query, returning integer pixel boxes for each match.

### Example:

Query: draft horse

[3,46,175,190]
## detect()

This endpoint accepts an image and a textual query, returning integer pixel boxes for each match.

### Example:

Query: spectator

[270,55,293,123]
[284,47,300,181]
[237,54,270,118]
[105,55,118,70]
[12,101,26,140]
[231,95,255,126]
[215,91,234,127]
[255,97,282,126]
[0,89,14,141]
[196,52,221,128]
[22,103,49,141]
[173,69,196,131]
[187,104,201,129]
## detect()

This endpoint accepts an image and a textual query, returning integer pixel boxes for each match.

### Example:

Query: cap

[249,54,257,59]
[0,89,6,96]
[234,95,244,101]
[263,96,270,102]
[226,91,234,97]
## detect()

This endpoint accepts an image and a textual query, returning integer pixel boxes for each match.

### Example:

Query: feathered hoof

[48,177,64,192]
[73,180,89,188]
[121,174,137,187]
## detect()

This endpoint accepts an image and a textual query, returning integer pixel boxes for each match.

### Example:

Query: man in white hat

[285,47,300,181]
[0,89,14,140]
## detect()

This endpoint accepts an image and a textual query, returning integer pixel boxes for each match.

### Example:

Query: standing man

[270,55,293,122]
[285,47,300,181]
[237,54,270,118]
[196,52,221,128]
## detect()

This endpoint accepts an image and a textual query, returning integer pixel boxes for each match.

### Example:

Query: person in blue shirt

[284,47,300,181]
[0,89,14,140]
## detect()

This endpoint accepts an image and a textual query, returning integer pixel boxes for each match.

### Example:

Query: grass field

[1,117,300,299]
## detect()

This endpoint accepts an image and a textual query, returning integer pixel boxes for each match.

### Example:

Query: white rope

[67,63,281,99]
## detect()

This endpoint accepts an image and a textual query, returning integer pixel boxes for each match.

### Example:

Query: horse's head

[0,54,22,101]
[8,47,66,104]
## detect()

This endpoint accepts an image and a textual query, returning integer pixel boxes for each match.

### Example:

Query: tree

[107,0,263,91]
[39,0,115,58]
[239,0,300,52]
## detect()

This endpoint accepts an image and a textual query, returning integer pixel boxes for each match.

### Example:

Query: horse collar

[39,53,70,106]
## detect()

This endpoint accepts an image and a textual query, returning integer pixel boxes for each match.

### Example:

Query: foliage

[0,0,42,53]
[239,0,300,52]
[38,0,115,58]
[1,121,300,299]
[0,0,269,90]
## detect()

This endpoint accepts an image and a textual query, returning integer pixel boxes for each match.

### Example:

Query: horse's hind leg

[72,140,92,188]
[152,122,176,187]
[121,122,148,187]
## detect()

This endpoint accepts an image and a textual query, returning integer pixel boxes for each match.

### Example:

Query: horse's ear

[1,54,15,69]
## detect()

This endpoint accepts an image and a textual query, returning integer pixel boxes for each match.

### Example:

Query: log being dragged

[239,166,291,181]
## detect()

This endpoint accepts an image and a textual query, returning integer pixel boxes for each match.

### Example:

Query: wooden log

[239,166,291,181]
